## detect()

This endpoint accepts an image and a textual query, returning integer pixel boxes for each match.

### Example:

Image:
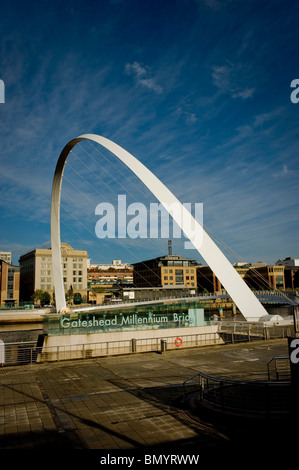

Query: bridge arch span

[51,134,267,320]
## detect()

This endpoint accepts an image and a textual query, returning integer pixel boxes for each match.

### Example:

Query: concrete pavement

[0,338,293,461]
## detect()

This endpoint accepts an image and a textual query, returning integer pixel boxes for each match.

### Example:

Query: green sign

[43,302,210,336]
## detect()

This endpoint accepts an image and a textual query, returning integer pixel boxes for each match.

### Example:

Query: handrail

[267,355,289,380]
[183,369,291,415]
[183,372,201,400]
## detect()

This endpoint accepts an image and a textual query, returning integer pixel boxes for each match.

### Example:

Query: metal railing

[183,371,291,416]
[0,321,294,367]
[0,331,221,366]
[267,356,290,381]
[214,320,293,343]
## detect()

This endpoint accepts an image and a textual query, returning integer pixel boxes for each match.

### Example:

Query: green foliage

[31,289,51,306]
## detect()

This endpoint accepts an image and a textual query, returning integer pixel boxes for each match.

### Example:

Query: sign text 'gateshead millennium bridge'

[60,312,194,329]
[43,304,209,336]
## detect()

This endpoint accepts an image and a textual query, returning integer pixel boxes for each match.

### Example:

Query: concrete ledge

[0,309,50,324]
[40,325,223,362]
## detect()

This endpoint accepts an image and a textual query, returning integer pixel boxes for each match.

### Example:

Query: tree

[66,288,74,303]
[31,289,51,306]
[40,291,51,306]
[31,289,44,304]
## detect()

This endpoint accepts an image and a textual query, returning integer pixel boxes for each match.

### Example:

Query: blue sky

[0,0,298,266]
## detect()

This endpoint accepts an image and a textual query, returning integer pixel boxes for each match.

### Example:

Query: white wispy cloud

[212,63,255,100]
[125,61,163,94]
[273,164,295,178]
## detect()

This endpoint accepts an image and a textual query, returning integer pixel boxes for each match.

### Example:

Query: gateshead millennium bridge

[51,134,269,321]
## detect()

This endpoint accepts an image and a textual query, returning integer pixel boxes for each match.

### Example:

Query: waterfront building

[245,265,285,290]
[283,266,299,289]
[0,250,12,264]
[132,254,198,288]
[276,257,299,267]
[0,259,20,307]
[196,265,223,292]
[19,243,88,302]
[89,259,132,270]
[197,263,285,293]
[88,260,133,287]
[275,258,299,289]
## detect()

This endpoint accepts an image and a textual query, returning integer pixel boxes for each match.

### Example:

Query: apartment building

[19,243,88,301]
[197,263,285,293]
[132,254,198,288]
[0,250,12,264]
[0,259,20,307]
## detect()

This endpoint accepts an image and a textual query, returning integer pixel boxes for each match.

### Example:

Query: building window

[164,276,168,280]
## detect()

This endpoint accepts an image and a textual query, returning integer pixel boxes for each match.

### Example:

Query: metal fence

[267,356,291,381]
[214,320,294,343]
[183,371,291,416]
[0,331,221,366]
[0,321,294,367]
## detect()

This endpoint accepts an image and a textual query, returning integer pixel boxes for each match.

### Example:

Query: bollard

[160,339,167,353]
[131,338,137,354]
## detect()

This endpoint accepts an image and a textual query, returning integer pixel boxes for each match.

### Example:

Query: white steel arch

[51,134,268,320]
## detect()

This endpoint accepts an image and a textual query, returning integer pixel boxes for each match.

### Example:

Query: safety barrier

[214,320,293,343]
[0,321,294,367]
[267,356,290,381]
[0,331,221,366]
[183,371,291,416]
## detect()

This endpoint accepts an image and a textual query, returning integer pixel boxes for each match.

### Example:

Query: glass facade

[43,301,210,336]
